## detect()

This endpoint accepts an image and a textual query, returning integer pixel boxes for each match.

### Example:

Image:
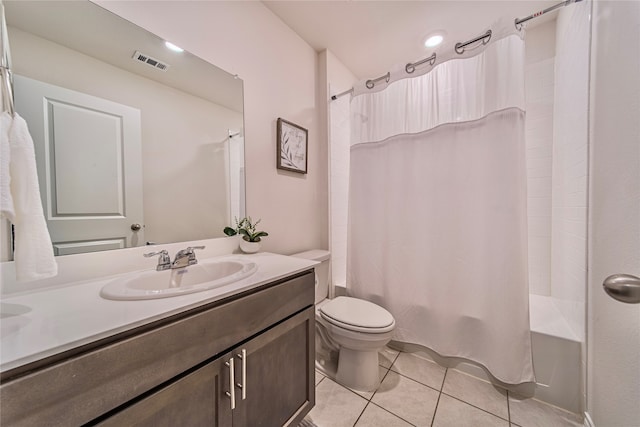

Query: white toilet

[291,249,395,392]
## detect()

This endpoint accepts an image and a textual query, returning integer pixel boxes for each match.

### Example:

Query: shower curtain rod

[330,0,583,101]
[331,88,354,100]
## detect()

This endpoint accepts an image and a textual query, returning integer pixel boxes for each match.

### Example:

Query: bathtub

[526,294,582,414]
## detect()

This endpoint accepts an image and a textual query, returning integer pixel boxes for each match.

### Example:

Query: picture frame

[277,118,308,174]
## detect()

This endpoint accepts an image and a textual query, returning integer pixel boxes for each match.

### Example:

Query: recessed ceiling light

[165,41,184,52]
[424,34,444,48]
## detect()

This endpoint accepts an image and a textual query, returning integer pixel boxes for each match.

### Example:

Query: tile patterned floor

[303,348,583,427]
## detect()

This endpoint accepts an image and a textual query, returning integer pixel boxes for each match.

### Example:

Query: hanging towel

[9,112,57,281]
[0,111,14,220]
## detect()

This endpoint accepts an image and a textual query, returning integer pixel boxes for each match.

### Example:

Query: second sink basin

[101,258,258,300]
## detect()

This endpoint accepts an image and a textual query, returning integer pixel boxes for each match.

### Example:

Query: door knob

[131,223,142,231]
[603,274,640,304]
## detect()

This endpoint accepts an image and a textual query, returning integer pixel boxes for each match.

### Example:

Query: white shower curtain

[347,33,534,384]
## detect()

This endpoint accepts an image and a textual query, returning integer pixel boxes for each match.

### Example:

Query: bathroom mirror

[4,0,245,256]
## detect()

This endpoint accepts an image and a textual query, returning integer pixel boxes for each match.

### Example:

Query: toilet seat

[319,296,395,333]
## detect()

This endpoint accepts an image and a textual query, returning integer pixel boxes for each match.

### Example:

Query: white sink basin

[100,259,258,300]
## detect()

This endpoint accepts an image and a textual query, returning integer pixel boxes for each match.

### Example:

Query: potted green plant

[224,217,268,254]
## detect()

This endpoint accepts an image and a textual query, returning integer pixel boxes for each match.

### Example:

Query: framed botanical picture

[277,118,308,174]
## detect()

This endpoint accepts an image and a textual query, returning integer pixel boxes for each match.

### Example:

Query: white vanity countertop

[0,252,317,373]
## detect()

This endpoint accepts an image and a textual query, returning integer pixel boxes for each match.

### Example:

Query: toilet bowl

[291,250,395,392]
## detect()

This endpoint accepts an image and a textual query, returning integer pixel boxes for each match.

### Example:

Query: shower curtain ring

[455,29,492,54]
[405,53,437,74]
[365,72,391,90]
[514,18,524,31]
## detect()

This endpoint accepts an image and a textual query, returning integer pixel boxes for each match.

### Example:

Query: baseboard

[584,412,595,427]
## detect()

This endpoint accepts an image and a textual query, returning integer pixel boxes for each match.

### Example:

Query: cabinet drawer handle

[236,349,247,400]
[225,358,236,410]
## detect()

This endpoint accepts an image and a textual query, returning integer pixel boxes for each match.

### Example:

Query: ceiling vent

[132,51,170,71]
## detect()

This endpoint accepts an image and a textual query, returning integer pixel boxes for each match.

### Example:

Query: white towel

[9,113,57,281]
[1,111,14,220]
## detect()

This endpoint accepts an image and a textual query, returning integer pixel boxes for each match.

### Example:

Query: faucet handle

[144,249,167,257]
[186,246,205,263]
[171,246,206,268]
[144,249,171,271]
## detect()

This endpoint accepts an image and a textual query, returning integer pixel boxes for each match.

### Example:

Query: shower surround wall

[550,1,590,345]
[524,6,589,341]
[525,21,555,297]
[523,4,589,414]
[324,50,358,293]
[552,2,591,413]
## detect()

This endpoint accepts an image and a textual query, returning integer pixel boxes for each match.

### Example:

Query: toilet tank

[290,249,330,304]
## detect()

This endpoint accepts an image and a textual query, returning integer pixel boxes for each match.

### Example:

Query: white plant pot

[240,240,261,254]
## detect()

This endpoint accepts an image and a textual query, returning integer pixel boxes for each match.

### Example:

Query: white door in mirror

[14,75,144,255]
[100,259,257,300]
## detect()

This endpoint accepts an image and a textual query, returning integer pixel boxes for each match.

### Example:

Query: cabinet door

[232,307,315,427]
[96,355,233,427]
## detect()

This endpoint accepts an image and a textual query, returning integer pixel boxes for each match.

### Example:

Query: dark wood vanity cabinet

[234,308,313,427]
[0,271,315,427]
[97,354,232,426]
[97,307,314,427]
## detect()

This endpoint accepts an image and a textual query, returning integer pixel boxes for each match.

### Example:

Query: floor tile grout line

[440,391,511,423]
[388,351,449,392]
[388,349,401,366]
[430,368,448,427]
[352,401,370,427]
[439,365,446,392]
[369,360,419,427]
[368,401,418,427]
[440,366,511,423]
[318,364,418,426]
[387,368,444,394]
[315,375,325,387]
[335,379,371,401]
[367,364,391,402]
[319,364,390,403]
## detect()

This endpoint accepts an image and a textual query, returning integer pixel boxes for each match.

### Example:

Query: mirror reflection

[4,0,245,256]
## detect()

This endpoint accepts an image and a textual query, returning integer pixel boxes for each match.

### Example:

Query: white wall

[96,0,326,255]
[325,50,358,290]
[8,27,242,247]
[525,21,556,296]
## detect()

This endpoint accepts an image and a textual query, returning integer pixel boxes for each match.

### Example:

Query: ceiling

[263,0,560,80]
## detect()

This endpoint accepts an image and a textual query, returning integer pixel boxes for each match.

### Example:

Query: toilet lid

[319,297,395,333]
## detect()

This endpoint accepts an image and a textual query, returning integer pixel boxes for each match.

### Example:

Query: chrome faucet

[171,246,205,269]
[144,249,171,271]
